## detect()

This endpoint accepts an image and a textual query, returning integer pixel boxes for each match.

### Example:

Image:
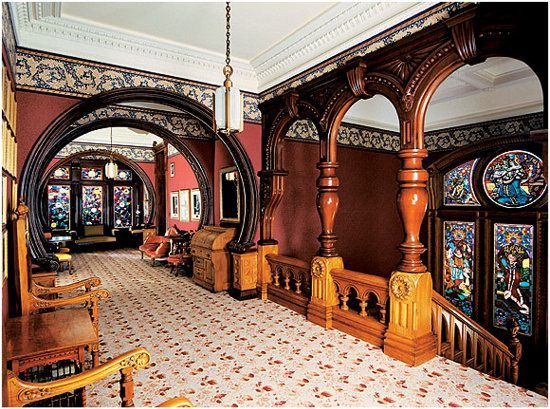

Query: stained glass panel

[81,167,103,180]
[143,189,150,224]
[494,223,534,335]
[113,186,132,227]
[483,150,546,208]
[444,159,480,206]
[51,166,70,180]
[48,185,71,230]
[82,186,103,225]
[443,221,475,316]
[114,169,132,181]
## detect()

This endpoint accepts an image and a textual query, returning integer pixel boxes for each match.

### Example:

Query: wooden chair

[12,200,109,366]
[6,347,192,407]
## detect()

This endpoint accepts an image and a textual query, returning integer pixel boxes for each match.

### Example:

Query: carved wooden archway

[38,148,158,231]
[20,88,259,266]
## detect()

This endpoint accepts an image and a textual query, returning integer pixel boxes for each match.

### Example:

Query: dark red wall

[166,153,200,231]
[274,140,402,277]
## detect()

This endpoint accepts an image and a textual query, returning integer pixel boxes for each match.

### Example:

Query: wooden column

[153,142,167,234]
[307,255,342,328]
[383,133,435,365]
[257,244,278,300]
[316,161,340,257]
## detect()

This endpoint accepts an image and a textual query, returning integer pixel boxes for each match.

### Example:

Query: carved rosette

[311,258,326,278]
[120,352,151,369]
[390,275,413,301]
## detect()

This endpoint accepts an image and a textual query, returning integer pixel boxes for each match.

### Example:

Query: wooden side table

[6,309,99,375]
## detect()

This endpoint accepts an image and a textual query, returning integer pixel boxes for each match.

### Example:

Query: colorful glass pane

[483,150,546,208]
[114,169,132,181]
[443,221,475,316]
[81,167,103,180]
[50,166,70,180]
[82,186,103,225]
[444,159,480,206]
[494,223,534,335]
[47,185,71,230]
[114,186,132,227]
[143,189,150,224]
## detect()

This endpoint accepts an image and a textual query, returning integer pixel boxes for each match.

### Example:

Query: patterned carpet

[58,249,547,407]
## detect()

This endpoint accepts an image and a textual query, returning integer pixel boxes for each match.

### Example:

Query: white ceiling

[10,2,435,92]
[71,127,163,148]
[342,57,544,132]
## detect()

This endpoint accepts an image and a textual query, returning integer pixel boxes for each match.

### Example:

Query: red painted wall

[16,91,80,176]
[274,140,402,277]
[166,153,200,231]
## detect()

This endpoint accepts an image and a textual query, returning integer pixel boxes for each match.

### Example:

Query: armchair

[6,347,192,407]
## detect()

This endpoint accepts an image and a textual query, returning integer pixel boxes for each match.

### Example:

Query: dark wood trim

[153,143,167,233]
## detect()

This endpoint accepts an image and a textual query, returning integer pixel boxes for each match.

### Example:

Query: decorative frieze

[285,113,544,152]
[16,49,261,123]
[56,142,155,163]
[74,105,212,141]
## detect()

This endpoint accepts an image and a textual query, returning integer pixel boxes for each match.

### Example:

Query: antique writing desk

[6,309,98,375]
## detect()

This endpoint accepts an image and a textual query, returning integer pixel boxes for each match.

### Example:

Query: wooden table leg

[91,343,99,367]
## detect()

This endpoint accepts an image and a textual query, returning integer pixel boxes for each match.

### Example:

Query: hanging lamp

[104,127,118,179]
[213,2,243,134]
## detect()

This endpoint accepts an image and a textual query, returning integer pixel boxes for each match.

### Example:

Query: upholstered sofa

[75,225,117,246]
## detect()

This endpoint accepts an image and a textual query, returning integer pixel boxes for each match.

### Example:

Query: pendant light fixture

[213,2,243,134]
[104,127,118,179]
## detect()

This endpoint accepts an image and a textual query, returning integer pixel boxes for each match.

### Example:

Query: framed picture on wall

[179,189,190,222]
[3,230,8,281]
[170,191,179,219]
[220,166,240,223]
[191,189,201,221]
[170,163,175,177]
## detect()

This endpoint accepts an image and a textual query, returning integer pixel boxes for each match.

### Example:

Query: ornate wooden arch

[20,87,259,265]
[38,148,158,230]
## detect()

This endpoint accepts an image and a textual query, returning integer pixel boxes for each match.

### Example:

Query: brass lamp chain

[109,127,114,160]
[225,2,231,68]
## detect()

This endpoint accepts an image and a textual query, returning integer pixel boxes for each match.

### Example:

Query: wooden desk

[6,309,99,375]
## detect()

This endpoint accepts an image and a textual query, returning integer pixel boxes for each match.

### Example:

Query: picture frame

[220,166,240,223]
[170,163,175,177]
[170,191,179,219]
[179,189,190,222]
[3,230,8,281]
[191,189,201,221]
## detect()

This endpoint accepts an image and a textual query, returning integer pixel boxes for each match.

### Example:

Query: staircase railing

[431,291,518,383]
[262,256,520,384]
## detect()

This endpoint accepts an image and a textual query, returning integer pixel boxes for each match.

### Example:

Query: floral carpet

[59,249,547,407]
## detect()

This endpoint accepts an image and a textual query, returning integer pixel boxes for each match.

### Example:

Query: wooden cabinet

[190,226,235,292]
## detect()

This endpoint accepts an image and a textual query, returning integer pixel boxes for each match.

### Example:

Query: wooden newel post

[383,147,436,366]
[507,317,522,384]
[316,161,340,257]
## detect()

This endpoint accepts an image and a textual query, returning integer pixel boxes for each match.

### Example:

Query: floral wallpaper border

[56,142,156,162]
[286,113,544,152]
[16,49,261,123]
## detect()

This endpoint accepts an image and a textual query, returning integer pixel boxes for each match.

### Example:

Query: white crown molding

[10,2,259,92]
[252,2,436,92]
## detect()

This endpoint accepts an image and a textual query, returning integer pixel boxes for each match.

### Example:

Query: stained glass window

[50,166,70,180]
[47,185,71,230]
[444,159,480,206]
[443,221,475,316]
[82,186,103,225]
[483,150,546,208]
[143,189,150,224]
[113,186,132,227]
[114,169,133,181]
[81,167,103,180]
[494,223,534,335]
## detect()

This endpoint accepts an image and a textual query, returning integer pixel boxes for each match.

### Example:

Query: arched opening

[20,88,259,262]
[425,56,546,389]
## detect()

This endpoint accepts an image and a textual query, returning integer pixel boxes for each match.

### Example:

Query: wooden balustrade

[431,291,518,383]
[265,254,311,315]
[331,269,389,347]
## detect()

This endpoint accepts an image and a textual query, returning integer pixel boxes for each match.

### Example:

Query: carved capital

[284,91,300,119]
[446,9,479,64]
[346,60,369,98]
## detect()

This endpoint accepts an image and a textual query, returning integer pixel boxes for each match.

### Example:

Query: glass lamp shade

[214,85,243,133]
[105,160,118,179]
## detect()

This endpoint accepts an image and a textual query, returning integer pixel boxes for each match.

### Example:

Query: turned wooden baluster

[283,270,291,290]
[379,303,387,324]
[273,267,281,287]
[294,272,302,295]
[339,290,349,311]
[358,298,367,318]
[120,367,135,407]
[316,161,340,257]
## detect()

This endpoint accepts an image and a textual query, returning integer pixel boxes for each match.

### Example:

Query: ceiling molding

[10,2,258,92]
[10,2,437,94]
